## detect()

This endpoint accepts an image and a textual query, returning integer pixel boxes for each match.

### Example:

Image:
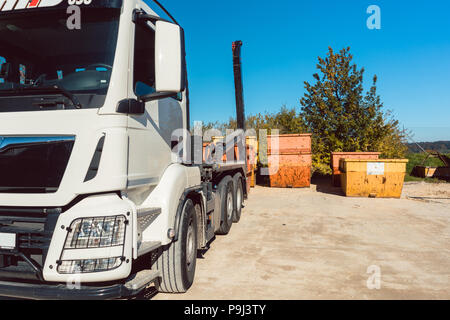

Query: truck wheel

[233,173,244,223]
[216,176,234,235]
[154,199,197,293]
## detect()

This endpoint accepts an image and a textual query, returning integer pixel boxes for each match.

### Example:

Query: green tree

[300,47,407,174]
[245,106,305,135]
[201,105,305,137]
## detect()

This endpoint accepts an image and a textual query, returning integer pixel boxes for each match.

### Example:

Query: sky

[147,0,450,142]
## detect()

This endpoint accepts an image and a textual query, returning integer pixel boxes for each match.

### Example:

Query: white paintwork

[0,0,63,11]
[121,196,139,260]
[125,1,188,196]
[61,246,124,261]
[15,0,31,10]
[43,193,133,282]
[0,0,207,284]
[38,0,64,7]
[0,110,128,207]
[155,21,183,93]
[136,163,200,246]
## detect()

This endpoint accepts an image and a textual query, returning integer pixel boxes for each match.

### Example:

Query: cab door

[126,12,187,190]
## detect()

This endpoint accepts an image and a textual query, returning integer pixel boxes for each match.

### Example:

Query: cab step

[124,269,161,293]
[137,241,161,256]
[136,207,161,232]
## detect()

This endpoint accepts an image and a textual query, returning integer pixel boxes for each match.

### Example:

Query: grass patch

[404,175,442,183]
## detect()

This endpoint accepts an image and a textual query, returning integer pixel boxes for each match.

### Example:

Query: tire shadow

[128,236,217,300]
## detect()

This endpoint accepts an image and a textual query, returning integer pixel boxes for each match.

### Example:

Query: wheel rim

[186,220,195,267]
[227,190,233,221]
[237,184,242,213]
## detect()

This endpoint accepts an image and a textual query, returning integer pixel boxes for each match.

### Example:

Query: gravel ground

[150,178,450,300]
[403,181,450,205]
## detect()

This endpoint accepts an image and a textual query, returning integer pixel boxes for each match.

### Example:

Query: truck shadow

[129,236,217,300]
[197,236,216,259]
[129,286,159,300]
[255,170,344,196]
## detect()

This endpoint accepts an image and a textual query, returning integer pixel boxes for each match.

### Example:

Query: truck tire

[154,199,197,293]
[232,173,244,223]
[215,176,234,235]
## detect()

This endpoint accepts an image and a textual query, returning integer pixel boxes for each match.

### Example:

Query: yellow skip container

[339,159,409,198]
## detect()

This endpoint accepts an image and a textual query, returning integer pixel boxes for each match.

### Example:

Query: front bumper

[0,280,139,300]
[0,194,134,283]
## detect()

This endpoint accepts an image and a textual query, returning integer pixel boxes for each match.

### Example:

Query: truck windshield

[0,7,121,111]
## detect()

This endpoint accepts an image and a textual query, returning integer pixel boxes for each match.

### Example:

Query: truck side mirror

[116,98,145,115]
[154,20,186,94]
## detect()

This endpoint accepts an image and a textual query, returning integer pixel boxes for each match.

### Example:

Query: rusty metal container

[246,145,256,188]
[266,134,312,188]
[246,136,258,188]
[206,136,238,163]
[246,136,258,166]
[434,167,450,180]
[413,166,450,180]
[249,167,256,187]
[331,152,381,187]
[267,133,311,154]
[205,138,255,191]
[413,166,437,178]
[245,163,254,193]
[267,153,312,188]
[340,159,408,198]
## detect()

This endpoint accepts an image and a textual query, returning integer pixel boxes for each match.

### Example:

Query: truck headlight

[58,257,123,274]
[64,215,127,249]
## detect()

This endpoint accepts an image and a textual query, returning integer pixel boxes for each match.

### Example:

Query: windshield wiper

[0,85,83,109]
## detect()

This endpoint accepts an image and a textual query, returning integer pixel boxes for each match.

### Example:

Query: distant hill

[406,141,450,153]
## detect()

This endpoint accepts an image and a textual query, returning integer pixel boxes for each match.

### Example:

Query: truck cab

[0,0,248,299]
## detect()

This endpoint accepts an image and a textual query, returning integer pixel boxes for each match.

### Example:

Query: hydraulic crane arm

[232,41,246,131]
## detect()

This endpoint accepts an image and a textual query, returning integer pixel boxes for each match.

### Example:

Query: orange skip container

[331,152,381,187]
[340,159,408,198]
[267,134,312,188]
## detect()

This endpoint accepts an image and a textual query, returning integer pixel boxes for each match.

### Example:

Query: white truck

[0,0,248,299]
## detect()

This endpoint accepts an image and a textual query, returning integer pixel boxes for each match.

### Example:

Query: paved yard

[151,179,450,300]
